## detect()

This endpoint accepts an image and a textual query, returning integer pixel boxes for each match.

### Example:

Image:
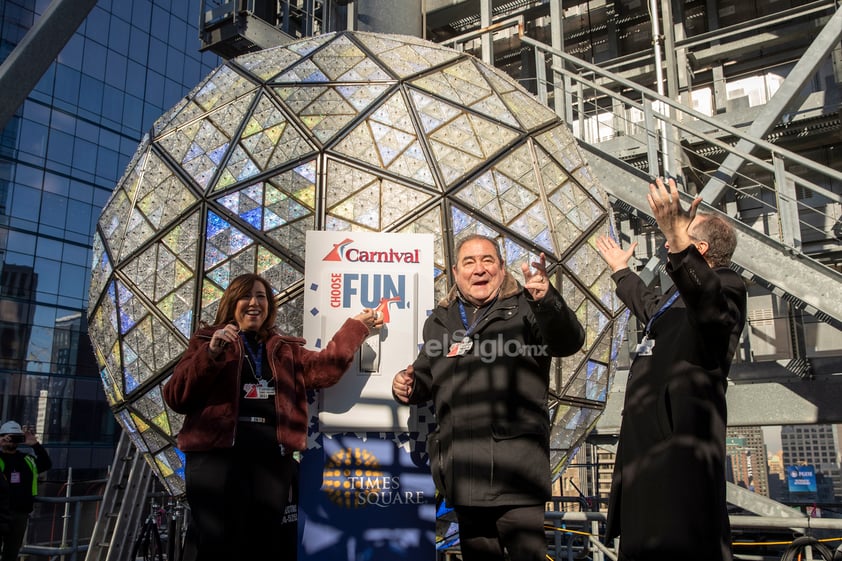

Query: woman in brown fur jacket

[164,273,382,561]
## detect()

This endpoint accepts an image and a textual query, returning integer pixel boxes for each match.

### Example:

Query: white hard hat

[0,421,23,435]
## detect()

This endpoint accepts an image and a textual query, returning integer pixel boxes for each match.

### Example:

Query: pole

[61,467,72,560]
[648,0,669,175]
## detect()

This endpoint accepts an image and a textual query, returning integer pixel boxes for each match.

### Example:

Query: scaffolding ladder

[85,430,153,561]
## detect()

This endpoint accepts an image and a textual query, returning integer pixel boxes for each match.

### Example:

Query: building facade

[0,0,218,486]
[781,424,842,501]
[726,426,770,497]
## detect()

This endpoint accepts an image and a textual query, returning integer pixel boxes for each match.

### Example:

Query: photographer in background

[0,421,52,561]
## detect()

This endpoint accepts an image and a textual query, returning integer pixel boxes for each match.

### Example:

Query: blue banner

[299,433,437,560]
[787,465,817,493]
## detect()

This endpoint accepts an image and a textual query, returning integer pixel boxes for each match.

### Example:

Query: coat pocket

[427,430,448,499]
[655,387,675,440]
[491,421,547,441]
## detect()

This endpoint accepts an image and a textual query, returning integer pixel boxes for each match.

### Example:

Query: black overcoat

[604,245,747,561]
[404,272,585,507]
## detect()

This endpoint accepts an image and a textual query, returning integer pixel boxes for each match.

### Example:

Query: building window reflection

[0,1,220,497]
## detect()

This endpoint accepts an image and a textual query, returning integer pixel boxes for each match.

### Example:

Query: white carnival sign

[304,230,434,431]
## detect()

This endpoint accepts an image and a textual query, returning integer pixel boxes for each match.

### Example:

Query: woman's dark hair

[210,273,277,341]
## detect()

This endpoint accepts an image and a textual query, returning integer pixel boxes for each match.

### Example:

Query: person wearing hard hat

[0,421,51,561]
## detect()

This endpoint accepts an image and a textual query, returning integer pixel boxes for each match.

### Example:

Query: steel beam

[699,5,842,204]
[0,0,98,132]
[727,483,804,520]
[596,374,842,438]
[480,0,493,64]
[584,143,842,330]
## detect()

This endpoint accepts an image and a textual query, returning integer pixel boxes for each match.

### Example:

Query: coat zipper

[265,338,284,449]
[232,336,244,447]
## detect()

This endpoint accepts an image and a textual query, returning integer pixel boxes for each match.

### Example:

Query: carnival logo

[322,238,420,264]
[322,238,355,262]
[323,447,427,509]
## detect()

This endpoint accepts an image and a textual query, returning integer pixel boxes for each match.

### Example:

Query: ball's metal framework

[87,31,627,497]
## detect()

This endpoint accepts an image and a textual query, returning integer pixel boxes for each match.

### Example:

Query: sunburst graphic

[323,447,382,508]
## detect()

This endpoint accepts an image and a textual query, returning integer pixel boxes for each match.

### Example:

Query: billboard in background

[787,465,817,493]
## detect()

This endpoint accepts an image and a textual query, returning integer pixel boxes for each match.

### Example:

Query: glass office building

[0,0,219,482]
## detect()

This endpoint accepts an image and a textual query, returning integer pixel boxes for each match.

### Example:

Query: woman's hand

[209,324,239,357]
[353,308,384,335]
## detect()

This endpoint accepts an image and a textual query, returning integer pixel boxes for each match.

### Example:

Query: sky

[763,425,782,453]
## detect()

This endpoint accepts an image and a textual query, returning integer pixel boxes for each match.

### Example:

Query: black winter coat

[405,272,585,507]
[0,444,52,514]
[0,470,9,534]
[604,245,747,561]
